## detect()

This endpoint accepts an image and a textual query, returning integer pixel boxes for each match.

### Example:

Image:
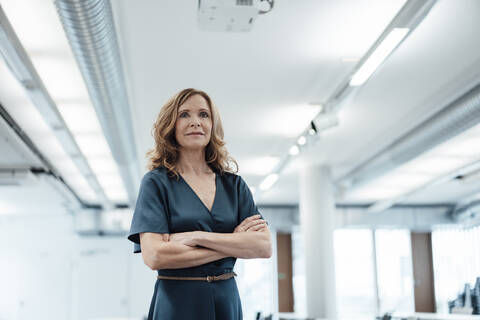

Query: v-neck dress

[128,166,264,320]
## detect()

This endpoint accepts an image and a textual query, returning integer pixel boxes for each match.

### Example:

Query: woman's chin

[180,143,208,151]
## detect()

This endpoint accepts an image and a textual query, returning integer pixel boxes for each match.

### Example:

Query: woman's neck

[177,148,211,175]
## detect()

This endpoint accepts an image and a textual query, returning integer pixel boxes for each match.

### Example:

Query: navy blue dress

[128,166,264,320]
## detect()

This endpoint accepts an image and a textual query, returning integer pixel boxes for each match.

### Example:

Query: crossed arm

[140,215,271,270]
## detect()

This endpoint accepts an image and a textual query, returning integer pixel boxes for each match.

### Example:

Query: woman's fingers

[246,223,267,232]
[237,219,263,232]
[244,219,266,231]
[241,215,262,226]
[234,214,262,232]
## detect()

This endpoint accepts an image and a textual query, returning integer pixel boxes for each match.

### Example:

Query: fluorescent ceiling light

[0,2,120,206]
[346,171,434,202]
[74,188,98,203]
[75,134,112,157]
[259,173,279,191]
[64,174,98,201]
[38,133,75,157]
[96,172,128,203]
[289,145,300,156]
[96,173,125,189]
[65,174,94,190]
[57,103,102,134]
[349,157,472,202]
[48,156,79,174]
[347,186,406,201]
[0,0,65,51]
[70,156,94,177]
[346,171,433,201]
[430,136,480,158]
[350,28,409,86]
[30,56,87,101]
[400,155,473,176]
[351,126,480,205]
[54,128,83,155]
[103,187,128,203]
[87,157,120,175]
[369,171,435,189]
[297,136,306,145]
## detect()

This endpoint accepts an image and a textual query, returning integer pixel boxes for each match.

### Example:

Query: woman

[128,88,272,319]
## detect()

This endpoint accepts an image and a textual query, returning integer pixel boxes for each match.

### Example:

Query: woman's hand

[169,231,200,247]
[234,214,267,233]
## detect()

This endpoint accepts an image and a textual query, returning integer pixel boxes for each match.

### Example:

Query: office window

[292,227,307,316]
[236,253,276,319]
[334,229,377,318]
[375,229,414,314]
[432,225,480,313]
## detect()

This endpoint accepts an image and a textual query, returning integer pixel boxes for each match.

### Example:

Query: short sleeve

[127,173,170,253]
[237,176,266,224]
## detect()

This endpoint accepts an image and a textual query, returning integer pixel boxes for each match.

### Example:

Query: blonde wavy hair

[146,88,238,178]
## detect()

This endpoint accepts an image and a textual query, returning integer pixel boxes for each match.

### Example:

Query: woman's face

[175,94,213,151]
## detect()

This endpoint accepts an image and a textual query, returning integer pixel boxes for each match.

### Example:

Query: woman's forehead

[178,95,210,111]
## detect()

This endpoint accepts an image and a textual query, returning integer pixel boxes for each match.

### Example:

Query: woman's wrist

[193,230,207,246]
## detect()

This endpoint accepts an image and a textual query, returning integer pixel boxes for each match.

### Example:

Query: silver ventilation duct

[54,0,139,204]
[338,82,480,189]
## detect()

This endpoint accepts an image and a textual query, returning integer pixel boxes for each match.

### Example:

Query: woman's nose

[190,116,201,126]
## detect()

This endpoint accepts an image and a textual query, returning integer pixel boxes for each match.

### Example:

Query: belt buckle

[206,275,214,282]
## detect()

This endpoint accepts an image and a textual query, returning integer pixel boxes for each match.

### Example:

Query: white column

[299,164,337,319]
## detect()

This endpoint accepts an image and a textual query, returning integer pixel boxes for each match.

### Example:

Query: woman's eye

[200,112,209,118]
[179,112,188,118]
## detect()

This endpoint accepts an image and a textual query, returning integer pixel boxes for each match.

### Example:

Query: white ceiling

[1,0,480,214]
[110,0,406,170]
[111,0,480,205]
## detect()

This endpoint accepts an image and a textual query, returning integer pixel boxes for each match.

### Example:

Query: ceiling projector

[197,0,274,32]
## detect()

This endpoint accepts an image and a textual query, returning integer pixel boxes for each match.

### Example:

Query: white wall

[0,214,74,319]
[0,213,155,320]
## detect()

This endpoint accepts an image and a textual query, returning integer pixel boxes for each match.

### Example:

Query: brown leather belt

[157,272,237,282]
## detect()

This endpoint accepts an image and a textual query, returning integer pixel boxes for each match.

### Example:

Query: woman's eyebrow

[179,108,210,112]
